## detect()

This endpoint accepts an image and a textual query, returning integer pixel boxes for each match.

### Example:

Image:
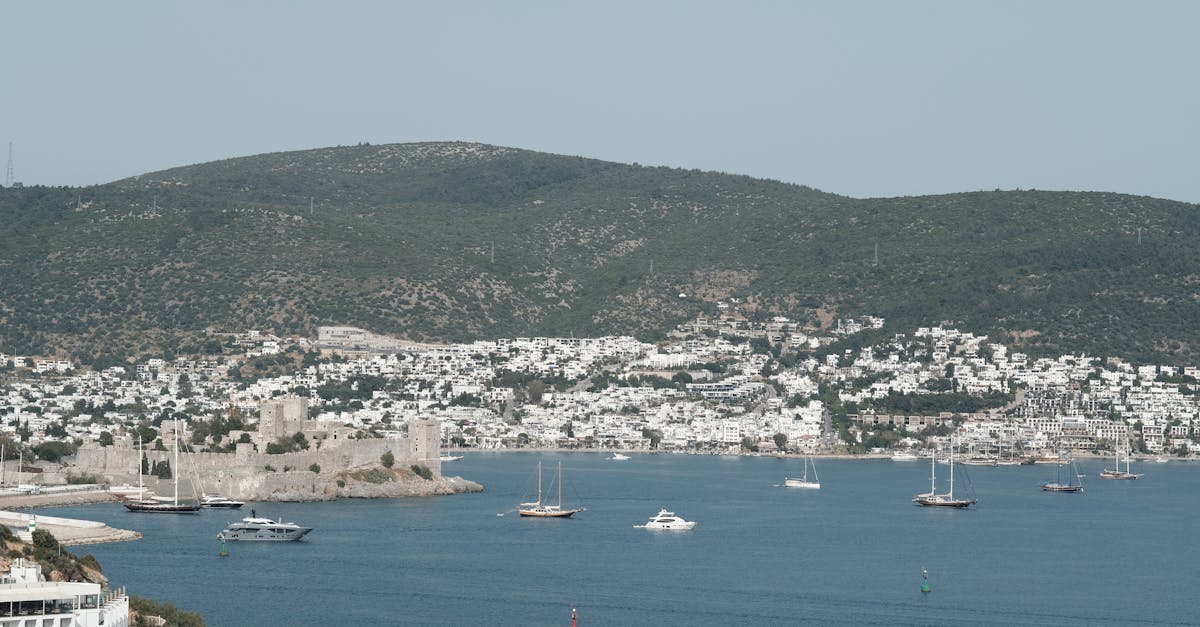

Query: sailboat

[1099,442,1143,480]
[784,453,820,489]
[124,419,202,513]
[1040,454,1084,492]
[518,462,582,518]
[912,438,976,508]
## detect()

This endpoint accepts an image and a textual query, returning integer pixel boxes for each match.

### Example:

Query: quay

[0,487,139,546]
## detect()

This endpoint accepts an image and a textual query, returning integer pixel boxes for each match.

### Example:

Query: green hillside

[1,141,1197,365]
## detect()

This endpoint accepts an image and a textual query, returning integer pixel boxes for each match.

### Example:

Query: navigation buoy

[219,541,228,558]
[921,568,931,594]
[570,606,577,627]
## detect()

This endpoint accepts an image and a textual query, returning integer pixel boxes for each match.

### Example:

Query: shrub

[66,472,102,485]
[380,451,395,468]
[264,464,276,472]
[336,479,345,488]
[410,464,433,480]
[309,464,321,474]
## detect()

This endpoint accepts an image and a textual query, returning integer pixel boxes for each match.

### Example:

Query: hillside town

[1,305,1199,474]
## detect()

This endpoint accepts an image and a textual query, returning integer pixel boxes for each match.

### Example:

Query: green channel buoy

[219,542,228,558]
[921,568,931,593]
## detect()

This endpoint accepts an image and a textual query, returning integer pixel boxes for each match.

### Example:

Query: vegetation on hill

[0,141,1197,364]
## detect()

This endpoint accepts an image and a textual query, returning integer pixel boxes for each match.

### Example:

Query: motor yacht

[202,493,245,509]
[609,453,631,461]
[217,516,312,542]
[636,509,697,530]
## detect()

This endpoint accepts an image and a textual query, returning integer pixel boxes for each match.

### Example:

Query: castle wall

[70,417,442,501]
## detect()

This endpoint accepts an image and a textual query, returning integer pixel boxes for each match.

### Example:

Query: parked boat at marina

[201,493,245,509]
[217,516,312,541]
[123,424,202,514]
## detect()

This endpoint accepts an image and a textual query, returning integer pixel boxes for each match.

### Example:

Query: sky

[2,1,1198,202]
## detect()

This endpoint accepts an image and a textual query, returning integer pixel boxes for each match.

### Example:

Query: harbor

[41,452,1198,626]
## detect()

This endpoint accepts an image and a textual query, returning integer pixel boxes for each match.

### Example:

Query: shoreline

[444,448,1194,462]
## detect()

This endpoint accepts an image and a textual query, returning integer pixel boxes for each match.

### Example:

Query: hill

[1,141,1198,365]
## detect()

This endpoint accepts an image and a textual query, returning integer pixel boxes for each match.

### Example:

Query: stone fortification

[71,417,447,501]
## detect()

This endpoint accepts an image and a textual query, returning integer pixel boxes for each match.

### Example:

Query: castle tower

[407,418,442,476]
[258,397,309,446]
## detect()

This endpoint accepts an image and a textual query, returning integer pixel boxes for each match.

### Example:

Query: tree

[641,428,663,449]
[773,432,788,451]
[527,380,546,404]
[98,431,114,447]
[380,451,395,468]
[740,436,758,452]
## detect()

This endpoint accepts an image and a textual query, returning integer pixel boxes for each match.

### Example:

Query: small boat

[1040,456,1084,492]
[960,456,998,467]
[518,462,583,518]
[890,451,920,461]
[217,516,312,542]
[202,493,246,509]
[635,508,697,530]
[912,438,976,508]
[439,455,463,462]
[609,453,631,461]
[784,454,820,489]
[1154,456,1170,463]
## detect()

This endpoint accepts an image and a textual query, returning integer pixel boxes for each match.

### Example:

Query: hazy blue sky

[3,1,1197,202]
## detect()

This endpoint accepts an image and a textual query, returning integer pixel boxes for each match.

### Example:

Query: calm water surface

[48,454,1200,626]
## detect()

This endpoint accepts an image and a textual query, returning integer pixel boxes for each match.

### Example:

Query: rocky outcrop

[261,466,482,502]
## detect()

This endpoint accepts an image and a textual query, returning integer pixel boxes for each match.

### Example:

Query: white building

[0,559,128,626]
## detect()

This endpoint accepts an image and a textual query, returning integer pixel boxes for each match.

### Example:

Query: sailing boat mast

[948,437,955,497]
[536,461,543,506]
[173,416,180,506]
[557,462,563,509]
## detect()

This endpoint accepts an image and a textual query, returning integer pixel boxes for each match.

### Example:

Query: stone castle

[72,398,443,501]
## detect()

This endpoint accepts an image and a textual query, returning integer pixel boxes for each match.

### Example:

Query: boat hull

[913,495,976,508]
[1099,471,1142,480]
[123,501,202,513]
[1040,483,1083,492]
[784,479,820,489]
[518,509,579,518]
[218,527,311,541]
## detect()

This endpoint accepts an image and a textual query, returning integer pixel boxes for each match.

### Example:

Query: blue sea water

[47,453,1200,626]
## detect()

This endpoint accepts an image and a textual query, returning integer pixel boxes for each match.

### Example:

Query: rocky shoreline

[269,474,483,502]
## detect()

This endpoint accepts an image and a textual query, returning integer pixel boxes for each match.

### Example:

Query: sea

[46,453,1200,626]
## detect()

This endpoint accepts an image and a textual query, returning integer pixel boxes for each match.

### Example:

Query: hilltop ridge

[0,141,1197,364]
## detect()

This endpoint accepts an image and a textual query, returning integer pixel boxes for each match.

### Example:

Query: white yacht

[202,493,245,509]
[636,509,697,530]
[891,451,920,461]
[609,453,631,461]
[217,516,312,542]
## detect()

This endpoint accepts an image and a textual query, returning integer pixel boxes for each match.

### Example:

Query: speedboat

[202,493,245,509]
[439,455,463,462]
[635,509,697,530]
[609,453,631,461]
[217,516,312,542]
